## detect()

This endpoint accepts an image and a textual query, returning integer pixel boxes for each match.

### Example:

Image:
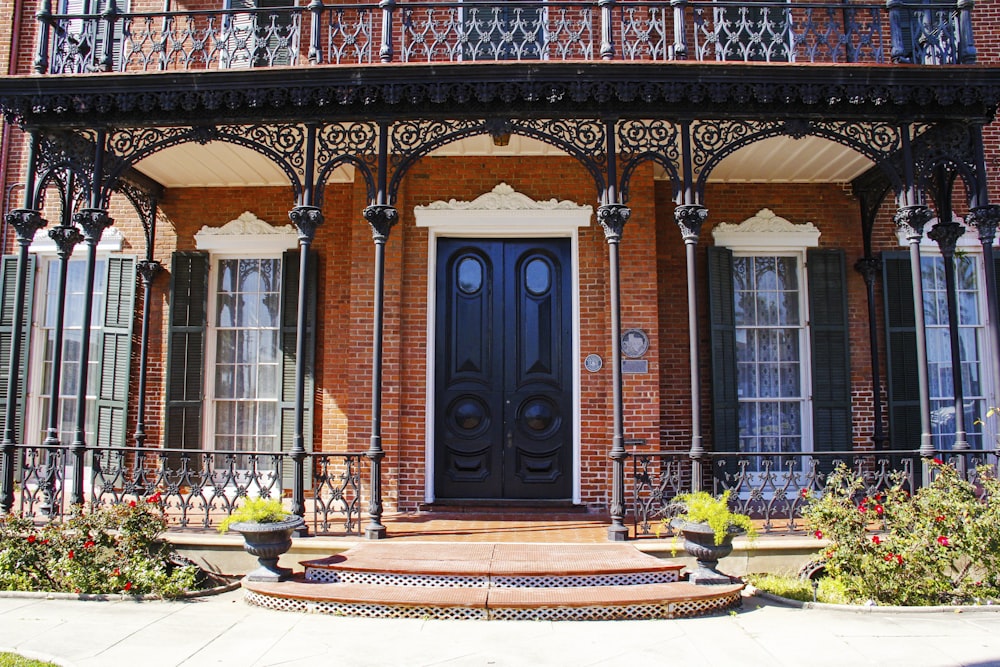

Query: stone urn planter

[229,515,304,582]
[671,519,743,585]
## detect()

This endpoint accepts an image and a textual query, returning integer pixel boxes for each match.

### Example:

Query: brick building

[0,0,999,540]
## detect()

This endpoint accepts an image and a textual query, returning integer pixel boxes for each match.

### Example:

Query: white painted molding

[414,183,592,233]
[711,208,821,250]
[30,225,124,255]
[194,211,299,252]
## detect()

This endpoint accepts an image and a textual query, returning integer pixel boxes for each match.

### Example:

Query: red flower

[858,504,867,513]
[884,552,895,562]
[84,540,95,549]
[41,539,49,545]
[26,535,36,544]
[874,504,884,515]
[147,492,162,504]
[932,458,944,466]
[935,515,945,523]
[874,493,883,501]
[937,536,950,547]
[813,530,823,539]
[896,554,904,565]
[825,551,833,559]
[128,500,136,508]
[124,582,132,592]
[67,550,74,559]
[872,535,881,545]
[113,568,120,576]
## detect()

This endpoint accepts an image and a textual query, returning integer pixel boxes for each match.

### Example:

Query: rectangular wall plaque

[622,360,648,374]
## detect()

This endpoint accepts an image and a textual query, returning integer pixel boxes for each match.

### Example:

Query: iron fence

[0,444,364,536]
[36,0,972,74]
[630,449,994,538]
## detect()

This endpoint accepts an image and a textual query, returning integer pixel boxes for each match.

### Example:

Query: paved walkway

[1,589,1000,667]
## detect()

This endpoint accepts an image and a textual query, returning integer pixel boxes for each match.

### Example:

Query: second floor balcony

[34,0,976,75]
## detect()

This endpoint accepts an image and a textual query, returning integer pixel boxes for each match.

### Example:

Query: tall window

[33,259,107,446]
[209,257,283,454]
[922,254,988,450]
[734,255,808,466]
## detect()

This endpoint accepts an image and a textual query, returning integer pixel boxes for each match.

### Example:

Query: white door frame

[414,183,593,504]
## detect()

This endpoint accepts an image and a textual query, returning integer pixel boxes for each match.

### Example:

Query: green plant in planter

[217,497,289,533]
[671,490,757,546]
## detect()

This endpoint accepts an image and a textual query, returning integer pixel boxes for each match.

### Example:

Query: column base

[365,524,387,540]
[607,525,629,542]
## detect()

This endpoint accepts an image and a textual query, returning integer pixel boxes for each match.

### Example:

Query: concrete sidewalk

[1,589,1000,667]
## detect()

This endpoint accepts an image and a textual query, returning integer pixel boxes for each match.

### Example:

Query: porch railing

[2,444,364,536]
[631,449,996,538]
[34,0,974,75]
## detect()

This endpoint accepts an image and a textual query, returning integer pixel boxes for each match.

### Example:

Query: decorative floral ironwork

[894,204,934,242]
[967,205,1000,246]
[315,121,379,205]
[363,204,398,243]
[289,205,324,243]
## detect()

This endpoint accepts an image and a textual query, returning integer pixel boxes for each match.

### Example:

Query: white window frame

[712,209,821,475]
[194,212,299,456]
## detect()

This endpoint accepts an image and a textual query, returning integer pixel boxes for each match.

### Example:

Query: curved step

[301,543,683,587]
[243,578,744,621]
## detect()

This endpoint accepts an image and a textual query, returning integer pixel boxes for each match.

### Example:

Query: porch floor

[372,511,613,543]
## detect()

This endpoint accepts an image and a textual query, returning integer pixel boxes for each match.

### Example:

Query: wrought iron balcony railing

[33,0,975,75]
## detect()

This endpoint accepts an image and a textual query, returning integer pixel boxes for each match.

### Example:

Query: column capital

[136,259,164,287]
[927,221,965,258]
[597,204,631,242]
[72,208,113,245]
[854,256,882,285]
[4,209,46,246]
[289,205,324,243]
[48,224,82,260]
[893,205,933,242]
[673,204,708,243]
[363,204,398,244]
[967,205,1000,246]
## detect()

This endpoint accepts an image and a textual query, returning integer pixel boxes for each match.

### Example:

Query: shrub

[803,460,1000,606]
[0,497,199,599]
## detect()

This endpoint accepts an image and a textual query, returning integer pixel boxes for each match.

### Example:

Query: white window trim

[414,182,592,504]
[29,226,124,256]
[711,209,820,460]
[195,212,298,452]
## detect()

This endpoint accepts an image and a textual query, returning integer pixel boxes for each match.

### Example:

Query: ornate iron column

[134,195,162,450]
[288,204,323,532]
[362,203,397,540]
[598,202,630,542]
[68,129,113,506]
[0,208,46,513]
[894,205,934,479]
[40,214,83,515]
[927,221,969,462]
[675,204,707,491]
[68,208,112,505]
[854,256,887,449]
[967,205,1000,383]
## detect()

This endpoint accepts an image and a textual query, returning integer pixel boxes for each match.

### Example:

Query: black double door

[434,238,573,500]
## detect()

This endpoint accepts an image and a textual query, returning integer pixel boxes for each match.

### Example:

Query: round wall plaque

[584,354,603,372]
[621,329,649,358]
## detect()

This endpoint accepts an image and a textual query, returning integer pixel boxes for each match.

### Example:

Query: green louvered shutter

[707,246,739,481]
[883,251,922,450]
[0,255,35,446]
[278,250,317,491]
[95,255,135,448]
[807,249,851,470]
[165,252,208,454]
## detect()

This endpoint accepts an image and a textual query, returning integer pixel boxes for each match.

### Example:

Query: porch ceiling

[134,134,874,189]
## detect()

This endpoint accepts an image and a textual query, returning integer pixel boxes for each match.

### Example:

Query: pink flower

[814,530,823,539]
[874,504,884,515]
[937,536,950,547]
[872,535,881,545]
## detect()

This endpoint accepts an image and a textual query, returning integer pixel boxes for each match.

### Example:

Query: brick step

[301,543,683,587]
[243,578,744,621]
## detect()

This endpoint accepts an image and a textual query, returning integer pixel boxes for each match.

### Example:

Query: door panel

[435,238,572,500]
